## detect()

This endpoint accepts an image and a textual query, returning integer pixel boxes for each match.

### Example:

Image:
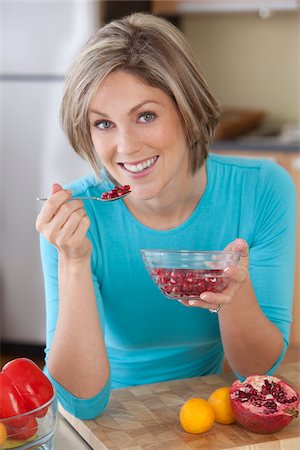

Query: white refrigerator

[1,1,102,344]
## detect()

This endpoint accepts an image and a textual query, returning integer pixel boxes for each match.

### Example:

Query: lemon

[0,423,7,446]
[208,386,235,424]
[179,398,215,434]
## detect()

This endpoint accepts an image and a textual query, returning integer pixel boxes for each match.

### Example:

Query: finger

[178,298,223,310]
[224,238,248,256]
[57,208,87,242]
[45,200,84,238]
[68,215,91,246]
[223,238,249,272]
[223,265,249,283]
[36,189,73,227]
[51,183,63,195]
[199,291,231,305]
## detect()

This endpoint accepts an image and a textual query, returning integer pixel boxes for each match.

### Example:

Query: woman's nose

[117,128,141,155]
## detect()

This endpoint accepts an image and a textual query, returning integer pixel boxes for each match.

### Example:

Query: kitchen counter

[55,414,91,449]
[59,361,300,450]
[212,139,300,153]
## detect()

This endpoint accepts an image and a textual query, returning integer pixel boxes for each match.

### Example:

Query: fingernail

[200,293,208,300]
[233,238,247,251]
[224,267,233,275]
[188,300,197,306]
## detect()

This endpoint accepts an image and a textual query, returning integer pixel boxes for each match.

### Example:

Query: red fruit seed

[101,185,131,200]
[151,267,228,300]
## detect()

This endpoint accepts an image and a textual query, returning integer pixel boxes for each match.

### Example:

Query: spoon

[36,185,131,202]
[36,192,131,202]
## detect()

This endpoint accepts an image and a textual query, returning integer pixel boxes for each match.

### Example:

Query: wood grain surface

[60,362,300,450]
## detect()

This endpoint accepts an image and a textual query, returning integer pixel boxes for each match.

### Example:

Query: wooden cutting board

[60,362,300,450]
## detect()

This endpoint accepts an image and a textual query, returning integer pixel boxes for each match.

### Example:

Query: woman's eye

[139,112,156,123]
[95,120,113,130]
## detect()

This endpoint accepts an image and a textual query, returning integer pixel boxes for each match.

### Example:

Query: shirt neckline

[120,157,213,235]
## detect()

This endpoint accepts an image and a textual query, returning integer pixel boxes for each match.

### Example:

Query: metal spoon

[36,192,131,202]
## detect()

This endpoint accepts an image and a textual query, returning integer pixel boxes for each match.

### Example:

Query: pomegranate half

[230,375,299,434]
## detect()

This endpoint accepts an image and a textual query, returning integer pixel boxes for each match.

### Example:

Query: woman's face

[88,70,190,200]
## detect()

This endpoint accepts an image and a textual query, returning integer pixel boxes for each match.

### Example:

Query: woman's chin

[127,188,158,202]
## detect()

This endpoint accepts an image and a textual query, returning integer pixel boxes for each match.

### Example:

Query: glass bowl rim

[0,392,56,423]
[140,249,242,256]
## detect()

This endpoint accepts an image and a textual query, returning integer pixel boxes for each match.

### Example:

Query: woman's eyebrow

[129,100,160,114]
[89,100,161,117]
[89,109,109,118]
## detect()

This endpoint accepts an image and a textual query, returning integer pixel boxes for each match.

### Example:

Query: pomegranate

[101,185,130,200]
[230,375,299,434]
[150,268,228,300]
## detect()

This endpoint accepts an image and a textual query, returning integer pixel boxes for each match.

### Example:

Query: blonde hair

[61,13,220,176]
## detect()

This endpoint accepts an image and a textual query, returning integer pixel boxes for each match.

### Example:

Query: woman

[36,13,296,419]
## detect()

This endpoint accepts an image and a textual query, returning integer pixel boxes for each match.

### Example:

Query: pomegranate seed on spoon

[100,185,131,201]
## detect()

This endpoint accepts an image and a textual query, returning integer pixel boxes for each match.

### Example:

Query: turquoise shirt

[40,154,296,419]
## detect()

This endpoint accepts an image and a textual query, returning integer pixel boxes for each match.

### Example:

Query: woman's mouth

[120,156,158,175]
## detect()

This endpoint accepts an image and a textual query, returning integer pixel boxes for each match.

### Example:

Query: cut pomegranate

[101,185,130,200]
[150,268,228,300]
[230,375,299,434]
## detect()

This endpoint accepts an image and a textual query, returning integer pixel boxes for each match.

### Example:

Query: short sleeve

[247,161,296,374]
[39,235,111,418]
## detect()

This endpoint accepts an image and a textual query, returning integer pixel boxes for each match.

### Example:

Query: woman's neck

[124,162,207,230]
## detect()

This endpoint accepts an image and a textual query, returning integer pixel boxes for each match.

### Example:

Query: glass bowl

[0,392,57,450]
[141,249,242,301]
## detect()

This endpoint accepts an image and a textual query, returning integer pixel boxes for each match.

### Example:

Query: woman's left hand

[180,238,249,310]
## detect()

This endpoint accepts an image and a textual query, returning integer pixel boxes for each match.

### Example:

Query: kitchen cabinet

[152,0,300,15]
[211,148,300,353]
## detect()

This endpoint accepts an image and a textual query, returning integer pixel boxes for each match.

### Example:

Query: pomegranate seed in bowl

[141,249,241,301]
[151,267,228,300]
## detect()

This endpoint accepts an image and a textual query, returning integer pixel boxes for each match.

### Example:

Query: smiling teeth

[124,157,157,173]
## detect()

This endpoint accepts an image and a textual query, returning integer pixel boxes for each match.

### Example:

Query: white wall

[182,11,300,124]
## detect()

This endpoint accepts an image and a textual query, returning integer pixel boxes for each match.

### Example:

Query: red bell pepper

[5,416,38,441]
[0,358,54,440]
[0,373,29,428]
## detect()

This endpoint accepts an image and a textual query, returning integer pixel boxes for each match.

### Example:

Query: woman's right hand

[36,183,92,262]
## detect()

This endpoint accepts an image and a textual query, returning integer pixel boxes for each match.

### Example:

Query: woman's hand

[180,238,249,310]
[36,183,92,262]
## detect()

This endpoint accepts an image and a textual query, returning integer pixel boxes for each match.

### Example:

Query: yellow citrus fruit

[0,423,8,445]
[208,386,235,424]
[179,398,215,434]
